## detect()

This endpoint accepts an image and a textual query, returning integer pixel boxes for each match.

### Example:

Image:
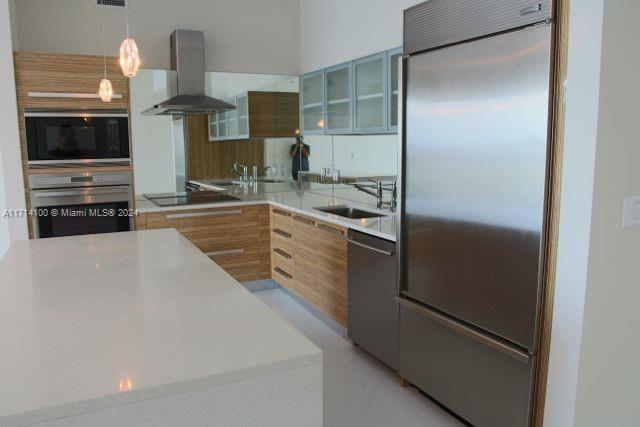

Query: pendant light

[119,0,140,77]
[98,4,113,102]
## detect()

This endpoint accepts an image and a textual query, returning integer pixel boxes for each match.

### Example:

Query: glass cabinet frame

[300,70,326,135]
[324,61,353,134]
[387,47,403,133]
[353,52,388,134]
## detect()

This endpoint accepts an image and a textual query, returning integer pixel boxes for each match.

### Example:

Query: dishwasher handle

[343,235,395,256]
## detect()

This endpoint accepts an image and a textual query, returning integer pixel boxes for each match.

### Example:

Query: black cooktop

[144,191,241,207]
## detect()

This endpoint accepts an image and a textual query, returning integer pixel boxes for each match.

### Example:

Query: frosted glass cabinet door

[325,62,352,134]
[226,97,238,140]
[236,93,249,138]
[387,47,402,133]
[354,52,387,133]
[301,70,325,134]
[217,110,227,139]
[208,113,218,141]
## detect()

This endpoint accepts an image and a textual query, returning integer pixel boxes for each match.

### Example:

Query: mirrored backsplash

[130,69,397,196]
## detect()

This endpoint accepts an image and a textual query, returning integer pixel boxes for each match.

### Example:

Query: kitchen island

[0,229,322,427]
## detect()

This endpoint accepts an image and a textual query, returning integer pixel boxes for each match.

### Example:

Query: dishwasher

[347,229,399,371]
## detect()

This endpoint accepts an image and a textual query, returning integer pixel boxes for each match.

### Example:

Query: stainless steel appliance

[144,191,240,207]
[29,172,134,238]
[397,1,554,426]
[141,30,236,116]
[25,109,130,168]
[347,230,398,371]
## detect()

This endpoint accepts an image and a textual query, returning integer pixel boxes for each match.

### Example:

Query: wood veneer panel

[186,115,264,180]
[532,1,569,425]
[142,204,271,283]
[12,51,132,239]
[247,91,300,138]
[269,206,348,326]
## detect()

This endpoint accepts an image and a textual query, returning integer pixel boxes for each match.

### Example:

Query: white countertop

[136,182,397,242]
[0,229,321,426]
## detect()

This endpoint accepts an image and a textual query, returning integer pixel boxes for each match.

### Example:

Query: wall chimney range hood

[142,30,236,116]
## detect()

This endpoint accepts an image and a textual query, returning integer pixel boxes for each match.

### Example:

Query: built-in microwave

[25,109,130,167]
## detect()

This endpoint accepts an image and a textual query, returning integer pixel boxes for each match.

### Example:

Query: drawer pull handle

[166,209,242,220]
[293,215,316,226]
[273,248,292,259]
[274,267,292,280]
[341,236,395,256]
[273,228,292,239]
[273,208,292,217]
[204,248,244,257]
[317,223,345,236]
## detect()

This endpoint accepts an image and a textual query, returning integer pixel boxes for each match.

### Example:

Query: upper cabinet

[300,47,402,135]
[209,91,300,141]
[387,48,403,133]
[226,97,238,140]
[301,70,325,134]
[324,62,353,134]
[236,93,249,139]
[353,52,387,134]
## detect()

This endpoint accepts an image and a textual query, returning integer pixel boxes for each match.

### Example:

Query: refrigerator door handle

[396,296,531,364]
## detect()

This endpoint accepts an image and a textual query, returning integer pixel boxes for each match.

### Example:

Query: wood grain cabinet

[209,91,299,141]
[270,206,348,326]
[137,205,271,282]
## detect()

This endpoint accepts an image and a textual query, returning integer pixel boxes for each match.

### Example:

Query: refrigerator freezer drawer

[399,304,536,427]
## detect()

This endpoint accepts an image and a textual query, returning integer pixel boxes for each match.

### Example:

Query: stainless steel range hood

[142,30,236,116]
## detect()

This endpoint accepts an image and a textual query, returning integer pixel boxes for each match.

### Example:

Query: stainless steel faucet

[230,162,248,181]
[251,165,272,182]
[353,180,397,211]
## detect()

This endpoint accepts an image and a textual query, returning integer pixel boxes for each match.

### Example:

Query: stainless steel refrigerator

[397,1,554,426]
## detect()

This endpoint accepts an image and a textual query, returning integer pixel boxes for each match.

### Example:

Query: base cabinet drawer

[399,306,535,427]
[272,265,294,289]
[142,205,271,282]
[270,207,348,326]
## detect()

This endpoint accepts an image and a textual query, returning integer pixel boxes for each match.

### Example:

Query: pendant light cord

[100,4,107,79]
[125,0,130,39]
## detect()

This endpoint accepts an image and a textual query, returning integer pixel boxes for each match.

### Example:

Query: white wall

[8,0,18,48]
[546,1,640,426]
[0,0,27,258]
[543,1,605,425]
[130,69,176,195]
[299,0,420,73]
[297,0,414,177]
[13,0,300,75]
[571,1,640,425]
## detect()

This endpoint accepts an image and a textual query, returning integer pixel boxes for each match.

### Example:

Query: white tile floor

[253,288,464,427]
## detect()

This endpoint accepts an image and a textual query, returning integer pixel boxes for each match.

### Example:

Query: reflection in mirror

[131,70,299,195]
[131,70,397,198]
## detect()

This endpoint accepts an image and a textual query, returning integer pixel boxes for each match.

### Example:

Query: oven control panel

[29,172,132,190]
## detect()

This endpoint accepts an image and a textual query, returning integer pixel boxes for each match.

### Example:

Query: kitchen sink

[314,205,387,219]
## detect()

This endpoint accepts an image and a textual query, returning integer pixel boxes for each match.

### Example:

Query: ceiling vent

[96,0,126,9]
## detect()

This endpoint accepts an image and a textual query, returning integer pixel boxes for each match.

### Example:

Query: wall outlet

[622,195,640,227]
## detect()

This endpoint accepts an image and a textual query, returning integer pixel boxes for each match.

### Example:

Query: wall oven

[29,172,134,239]
[25,109,130,168]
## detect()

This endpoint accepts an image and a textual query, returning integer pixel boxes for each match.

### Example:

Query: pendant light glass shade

[99,78,113,102]
[119,37,140,77]
[98,3,112,103]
